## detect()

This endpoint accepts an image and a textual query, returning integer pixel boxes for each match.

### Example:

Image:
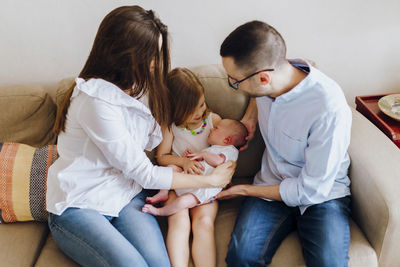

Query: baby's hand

[183,157,204,175]
[183,149,193,158]
[187,152,205,161]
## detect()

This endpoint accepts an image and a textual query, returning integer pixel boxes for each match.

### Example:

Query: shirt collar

[277,59,314,102]
[72,77,153,116]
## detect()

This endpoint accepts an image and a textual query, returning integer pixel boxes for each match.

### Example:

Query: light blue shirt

[253,60,351,214]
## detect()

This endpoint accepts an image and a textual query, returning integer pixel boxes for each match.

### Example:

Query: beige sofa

[1,64,400,267]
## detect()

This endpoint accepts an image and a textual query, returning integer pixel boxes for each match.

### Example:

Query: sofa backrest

[55,65,265,179]
[0,84,56,147]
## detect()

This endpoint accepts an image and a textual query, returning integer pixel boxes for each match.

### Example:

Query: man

[217,20,352,267]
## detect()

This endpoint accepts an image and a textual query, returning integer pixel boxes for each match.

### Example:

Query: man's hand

[239,97,259,151]
[239,118,257,151]
[215,184,247,200]
[217,184,282,201]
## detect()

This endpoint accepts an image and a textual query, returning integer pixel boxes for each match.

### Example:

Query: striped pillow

[0,142,58,223]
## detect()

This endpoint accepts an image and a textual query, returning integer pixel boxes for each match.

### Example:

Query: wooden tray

[355,94,400,148]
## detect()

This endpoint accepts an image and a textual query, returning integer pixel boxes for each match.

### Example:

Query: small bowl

[378,94,400,121]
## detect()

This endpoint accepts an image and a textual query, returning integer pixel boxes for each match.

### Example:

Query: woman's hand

[182,157,204,174]
[207,160,236,187]
[170,161,236,190]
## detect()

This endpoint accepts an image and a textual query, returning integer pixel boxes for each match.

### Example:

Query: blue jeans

[48,190,170,267]
[226,196,351,267]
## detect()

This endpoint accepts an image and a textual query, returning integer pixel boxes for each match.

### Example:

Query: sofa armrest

[348,108,400,266]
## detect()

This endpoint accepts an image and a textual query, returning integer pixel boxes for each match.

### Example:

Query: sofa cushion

[0,142,58,223]
[0,84,57,147]
[0,222,49,266]
[268,220,378,267]
[35,235,79,267]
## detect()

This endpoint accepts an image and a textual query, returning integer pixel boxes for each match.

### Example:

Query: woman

[46,6,235,267]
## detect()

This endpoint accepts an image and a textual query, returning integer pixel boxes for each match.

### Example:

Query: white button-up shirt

[254,60,351,214]
[46,78,172,216]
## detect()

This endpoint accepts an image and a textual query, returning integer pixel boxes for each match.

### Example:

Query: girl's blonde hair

[166,68,210,127]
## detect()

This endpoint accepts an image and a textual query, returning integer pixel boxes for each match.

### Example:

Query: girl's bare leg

[165,191,191,267]
[190,200,218,267]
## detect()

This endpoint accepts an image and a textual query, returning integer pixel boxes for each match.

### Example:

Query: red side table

[355,94,400,149]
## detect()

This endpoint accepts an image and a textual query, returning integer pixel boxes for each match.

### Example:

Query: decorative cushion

[0,84,57,147]
[0,142,58,223]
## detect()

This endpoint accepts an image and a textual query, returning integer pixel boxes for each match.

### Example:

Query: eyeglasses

[227,68,274,90]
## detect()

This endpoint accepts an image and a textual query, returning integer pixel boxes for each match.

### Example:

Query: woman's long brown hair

[53,5,171,135]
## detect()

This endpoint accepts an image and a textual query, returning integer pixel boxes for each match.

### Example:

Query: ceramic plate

[378,94,400,121]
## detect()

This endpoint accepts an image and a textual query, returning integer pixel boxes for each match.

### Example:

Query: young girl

[149,67,222,267]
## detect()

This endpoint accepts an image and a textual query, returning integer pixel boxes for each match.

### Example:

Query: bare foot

[146,190,169,204]
[142,204,161,216]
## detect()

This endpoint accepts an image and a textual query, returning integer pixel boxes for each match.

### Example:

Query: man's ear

[224,136,233,145]
[259,72,271,85]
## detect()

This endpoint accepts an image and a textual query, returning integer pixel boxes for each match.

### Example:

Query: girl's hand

[183,157,204,174]
[208,161,236,187]
[187,152,205,161]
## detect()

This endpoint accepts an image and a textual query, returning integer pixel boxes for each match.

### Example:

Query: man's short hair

[220,20,286,72]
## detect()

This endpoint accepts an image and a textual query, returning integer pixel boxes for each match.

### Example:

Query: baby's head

[208,119,248,149]
[166,67,210,127]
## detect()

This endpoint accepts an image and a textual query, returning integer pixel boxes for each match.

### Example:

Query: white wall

[1,0,400,106]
